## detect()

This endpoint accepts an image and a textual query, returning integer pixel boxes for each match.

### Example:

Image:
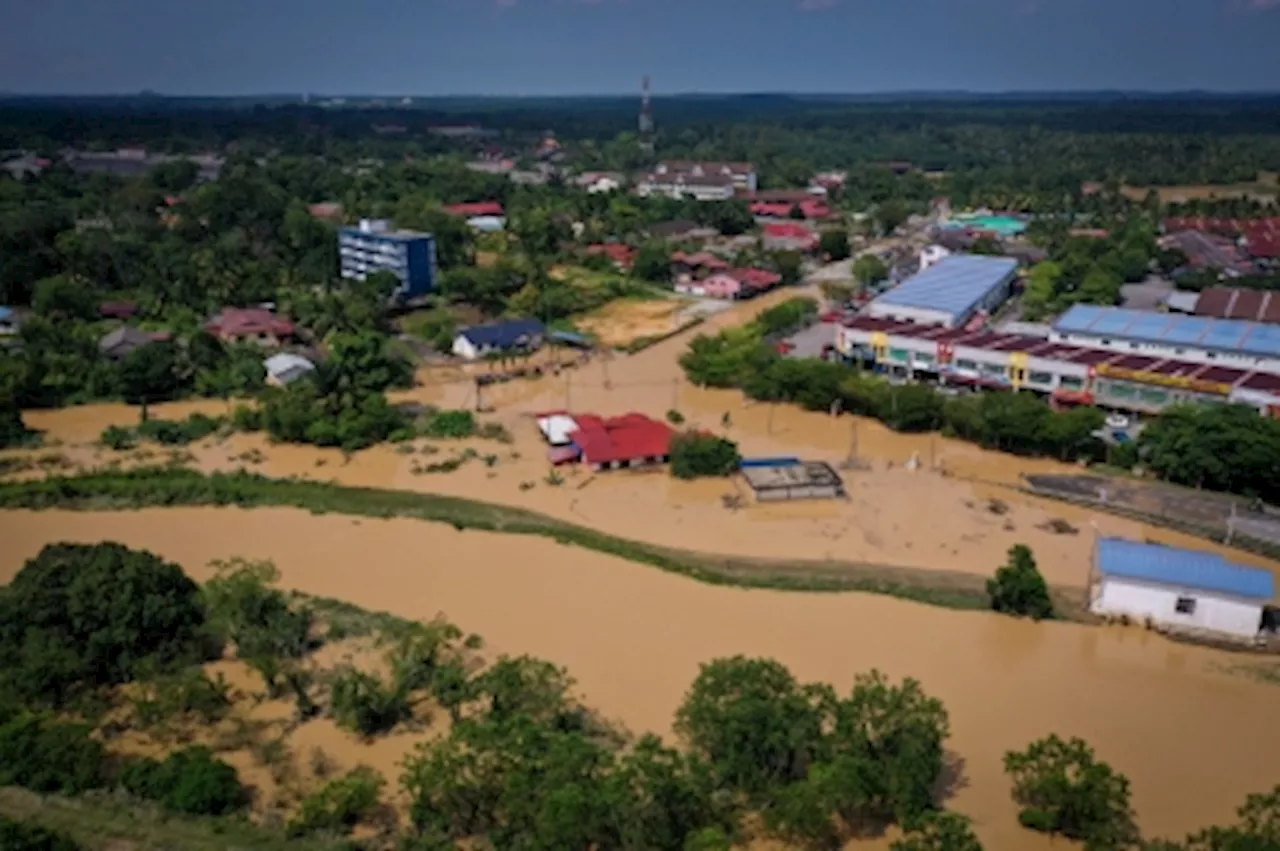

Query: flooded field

[3,507,1279,849]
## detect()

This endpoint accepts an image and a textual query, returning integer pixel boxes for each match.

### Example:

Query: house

[646,220,717,241]
[648,161,757,193]
[98,326,171,360]
[263,353,317,387]
[308,202,344,222]
[0,306,20,337]
[206,308,296,346]
[99,300,140,320]
[452,318,546,361]
[671,250,730,284]
[636,171,737,202]
[750,199,831,220]
[762,222,819,253]
[466,215,507,233]
[444,202,506,219]
[1089,537,1274,640]
[575,172,624,194]
[567,413,675,471]
[586,243,637,270]
[679,268,783,300]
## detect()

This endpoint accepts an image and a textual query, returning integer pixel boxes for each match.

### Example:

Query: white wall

[452,335,480,360]
[864,302,956,327]
[1090,576,1263,638]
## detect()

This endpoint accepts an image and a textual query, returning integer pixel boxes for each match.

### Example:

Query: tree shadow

[935,750,970,805]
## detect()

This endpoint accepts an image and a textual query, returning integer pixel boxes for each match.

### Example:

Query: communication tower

[638,75,655,155]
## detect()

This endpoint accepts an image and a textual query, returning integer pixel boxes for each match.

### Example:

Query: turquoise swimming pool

[944,214,1028,237]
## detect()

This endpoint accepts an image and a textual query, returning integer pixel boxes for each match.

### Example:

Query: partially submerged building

[452,318,545,361]
[535,411,674,471]
[263,353,317,387]
[1089,538,1274,640]
[740,458,846,501]
[98,326,171,360]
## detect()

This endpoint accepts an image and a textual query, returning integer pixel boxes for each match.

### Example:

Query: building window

[1175,596,1196,615]
[1028,371,1054,386]
[889,348,909,362]
[955,359,977,371]
[1174,348,1184,355]
[1130,342,1139,350]
[1101,338,1112,346]
[1060,376,1084,390]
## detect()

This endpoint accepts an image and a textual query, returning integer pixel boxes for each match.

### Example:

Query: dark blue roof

[459,318,545,348]
[1097,537,1274,600]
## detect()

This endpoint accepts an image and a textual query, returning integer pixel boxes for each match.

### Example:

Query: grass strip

[0,787,345,851]
[0,467,1088,619]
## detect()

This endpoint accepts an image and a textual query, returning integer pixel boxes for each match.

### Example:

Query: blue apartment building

[338,219,438,298]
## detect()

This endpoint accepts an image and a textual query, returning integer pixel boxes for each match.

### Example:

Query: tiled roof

[1097,537,1274,600]
[206,308,295,338]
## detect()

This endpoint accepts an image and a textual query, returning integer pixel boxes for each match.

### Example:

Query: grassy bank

[0,787,346,851]
[0,467,1089,619]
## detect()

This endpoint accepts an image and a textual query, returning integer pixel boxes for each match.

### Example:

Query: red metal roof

[672,251,729,270]
[586,244,636,267]
[568,413,674,465]
[762,222,815,240]
[444,201,505,218]
[206,308,295,338]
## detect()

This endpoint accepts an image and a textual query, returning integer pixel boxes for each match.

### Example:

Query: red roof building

[567,413,675,470]
[586,243,637,269]
[750,199,831,220]
[444,201,506,218]
[206,308,296,345]
[762,222,820,252]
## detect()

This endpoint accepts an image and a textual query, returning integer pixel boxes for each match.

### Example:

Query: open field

[1120,182,1279,204]
[575,295,701,348]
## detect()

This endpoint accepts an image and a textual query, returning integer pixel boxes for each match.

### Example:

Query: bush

[890,812,984,851]
[100,425,138,451]
[0,815,81,851]
[129,668,231,728]
[118,745,246,815]
[329,667,411,737]
[987,545,1054,620]
[0,714,104,794]
[0,543,209,706]
[1004,735,1136,847]
[666,409,686,425]
[286,766,385,837]
[669,432,741,480]
[421,409,477,439]
[136,413,223,446]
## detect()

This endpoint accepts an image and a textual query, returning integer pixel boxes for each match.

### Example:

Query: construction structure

[638,75,655,155]
[739,457,847,502]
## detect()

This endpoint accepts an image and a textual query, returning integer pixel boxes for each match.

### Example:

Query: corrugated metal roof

[870,255,1018,322]
[1055,305,1280,358]
[1097,537,1274,600]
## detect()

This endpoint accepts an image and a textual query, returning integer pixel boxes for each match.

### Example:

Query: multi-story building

[338,219,438,299]
[635,161,757,201]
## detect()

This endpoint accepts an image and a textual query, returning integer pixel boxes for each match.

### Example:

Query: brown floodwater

[2,507,1278,850]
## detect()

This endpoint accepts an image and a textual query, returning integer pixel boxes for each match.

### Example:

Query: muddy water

[13,283,1280,587]
[2,507,1277,850]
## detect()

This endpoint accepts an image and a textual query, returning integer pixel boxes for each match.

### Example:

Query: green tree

[853,254,890,287]
[202,558,312,695]
[675,656,828,796]
[118,340,185,419]
[0,543,209,706]
[987,544,1054,620]
[287,766,385,837]
[1004,735,1137,848]
[876,200,909,235]
[819,229,851,261]
[773,250,804,286]
[31,275,97,321]
[891,812,985,851]
[118,745,246,815]
[1079,265,1123,306]
[0,714,104,794]
[669,432,742,479]
[329,667,411,737]
[0,815,82,851]
[0,355,33,448]
[969,236,1003,256]
[633,241,673,283]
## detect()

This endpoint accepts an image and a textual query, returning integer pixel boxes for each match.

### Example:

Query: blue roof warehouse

[1089,537,1275,640]
[865,255,1019,329]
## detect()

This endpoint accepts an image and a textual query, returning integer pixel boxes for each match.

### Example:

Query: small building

[576,172,624,194]
[99,300,140,320]
[452,318,546,361]
[465,215,507,233]
[444,202,506,219]
[567,413,674,471]
[0,306,21,337]
[263,352,316,387]
[864,255,1019,328]
[308,202,344,222]
[586,243,636,270]
[739,458,846,502]
[1089,538,1274,640]
[637,161,757,200]
[206,308,296,347]
[98,326,171,360]
[534,410,581,447]
[919,244,952,271]
[762,222,819,253]
[680,268,782,300]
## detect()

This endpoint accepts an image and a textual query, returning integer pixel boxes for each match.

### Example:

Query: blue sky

[1,0,1278,96]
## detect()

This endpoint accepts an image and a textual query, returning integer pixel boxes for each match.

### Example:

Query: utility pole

[565,372,572,412]
[671,377,680,410]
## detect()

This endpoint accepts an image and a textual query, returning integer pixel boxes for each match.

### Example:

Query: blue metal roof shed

[1096,538,1275,600]
[1054,305,1280,359]
[870,255,1019,325]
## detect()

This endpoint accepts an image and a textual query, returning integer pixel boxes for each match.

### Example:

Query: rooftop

[1194,288,1280,324]
[1097,537,1274,601]
[568,413,674,465]
[457,318,545,349]
[870,255,1019,320]
[1054,305,1280,358]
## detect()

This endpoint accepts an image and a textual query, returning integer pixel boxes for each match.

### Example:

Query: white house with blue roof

[452,318,546,361]
[1090,537,1274,639]
[865,255,1019,329]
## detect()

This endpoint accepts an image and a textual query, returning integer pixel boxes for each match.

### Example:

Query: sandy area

[576,296,695,348]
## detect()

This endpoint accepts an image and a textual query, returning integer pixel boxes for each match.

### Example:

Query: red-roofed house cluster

[670,251,782,300]
[205,307,297,346]
[1163,217,1280,263]
[534,411,675,471]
